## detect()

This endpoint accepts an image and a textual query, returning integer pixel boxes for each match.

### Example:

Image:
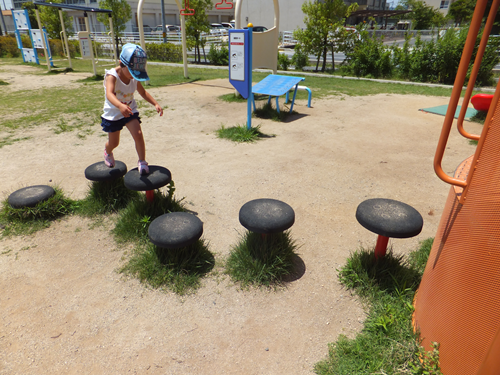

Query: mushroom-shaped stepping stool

[84,161,127,182]
[148,212,203,250]
[239,198,295,235]
[124,165,172,203]
[355,198,423,259]
[8,185,56,209]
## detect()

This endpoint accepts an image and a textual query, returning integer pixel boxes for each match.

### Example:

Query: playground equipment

[123,165,172,203]
[148,212,203,249]
[12,9,49,66]
[251,74,306,114]
[355,198,423,259]
[32,2,116,75]
[413,0,500,373]
[8,185,55,209]
[471,93,494,112]
[239,198,295,235]
[235,0,279,73]
[84,161,127,182]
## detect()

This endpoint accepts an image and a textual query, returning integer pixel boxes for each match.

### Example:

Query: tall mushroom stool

[239,198,295,236]
[355,198,423,259]
[124,165,172,203]
[84,161,127,183]
[148,212,203,262]
[8,185,56,209]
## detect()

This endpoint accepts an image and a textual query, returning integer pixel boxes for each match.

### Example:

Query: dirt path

[0,64,482,374]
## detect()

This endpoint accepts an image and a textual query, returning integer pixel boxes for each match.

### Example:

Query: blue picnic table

[252,74,307,114]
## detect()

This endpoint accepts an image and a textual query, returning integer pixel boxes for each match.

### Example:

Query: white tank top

[102,68,138,121]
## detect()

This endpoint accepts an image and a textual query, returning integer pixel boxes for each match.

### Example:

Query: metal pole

[0,3,7,36]
[161,0,166,44]
[84,11,97,76]
[34,5,51,72]
[58,8,72,69]
[108,13,117,65]
[174,0,188,78]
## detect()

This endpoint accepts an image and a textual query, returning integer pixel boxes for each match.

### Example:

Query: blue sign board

[228,29,251,99]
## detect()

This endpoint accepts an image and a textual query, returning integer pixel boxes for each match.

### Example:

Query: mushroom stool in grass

[239,198,295,236]
[84,161,127,182]
[148,212,203,258]
[355,198,423,259]
[8,185,56,208]
[124,165,172,203]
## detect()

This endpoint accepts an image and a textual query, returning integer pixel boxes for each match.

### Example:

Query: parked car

[210,23,228,36]
[243,26,268,32]
[133,25,153,33]
[151,25,180,35]
[221,22,233,29]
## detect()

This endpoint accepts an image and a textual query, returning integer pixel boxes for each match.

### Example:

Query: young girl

[101,43,163,175]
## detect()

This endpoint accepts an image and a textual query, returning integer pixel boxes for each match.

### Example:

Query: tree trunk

[322,46,327,72]
[315,51,321,71]
[331,47,335,72]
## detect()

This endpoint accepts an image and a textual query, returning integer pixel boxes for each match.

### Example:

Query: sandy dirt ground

[0,64,482,374]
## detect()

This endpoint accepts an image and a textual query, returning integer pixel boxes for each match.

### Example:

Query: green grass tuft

[216,124,270,143]
[0,79,8,86]
[112,181,185,243]
[76,178,140,216]
[218,93,247,103]
[315,239,442,375]
[225,230,299,287]
[120,239,215,295]
[0,187,77,237]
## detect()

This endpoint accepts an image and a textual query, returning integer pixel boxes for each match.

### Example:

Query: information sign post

[229,26,253,129]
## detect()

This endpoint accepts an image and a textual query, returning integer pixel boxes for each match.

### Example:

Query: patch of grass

[253,101,297,121]
[76,178,140,216]
[225,230,299,287]
[77,74,104,83]
[0,79,8,85]
[0,135,32,148]
[216,124,270,143]
[120,239,215,295]
[315,239,443,375]
[218,93,247,103]
[112,181,185,244]
[470,110,487,124]
[0,187,77,237]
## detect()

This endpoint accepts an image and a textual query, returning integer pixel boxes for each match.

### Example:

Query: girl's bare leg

[105,130,120,155]
[126,119,146,161]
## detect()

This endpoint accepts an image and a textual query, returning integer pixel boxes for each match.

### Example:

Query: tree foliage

[185,0,212,63]
[37,0,74,39]
[448,0,475,24]
[97,0,131,37]
[293,0,358,72]
[396,0,446,29]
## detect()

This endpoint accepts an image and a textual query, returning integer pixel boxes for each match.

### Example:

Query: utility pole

[0,0,8,36]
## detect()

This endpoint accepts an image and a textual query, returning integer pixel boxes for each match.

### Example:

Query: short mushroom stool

[239,198,295,235]
[148,212,203,258]
[8,185,56,209]
[355,198,423,259]
[124,165,172,203]
[84,161,127,182]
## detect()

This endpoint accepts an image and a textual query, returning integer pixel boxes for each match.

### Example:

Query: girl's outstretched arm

[137,82,163,116]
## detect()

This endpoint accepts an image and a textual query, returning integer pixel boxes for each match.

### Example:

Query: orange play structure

[412,0,500,374]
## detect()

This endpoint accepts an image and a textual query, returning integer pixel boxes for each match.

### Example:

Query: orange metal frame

[433,0,499,204]
[180,0,195,16]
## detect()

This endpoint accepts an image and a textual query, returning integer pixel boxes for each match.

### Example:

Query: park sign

[228,28,252,99]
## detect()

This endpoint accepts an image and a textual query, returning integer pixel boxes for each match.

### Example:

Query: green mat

[419,104,479,120]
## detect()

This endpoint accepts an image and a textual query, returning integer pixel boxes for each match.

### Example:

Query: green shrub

[341,29,392,78]
[145,42,183,63]
[0,35,20,57]
[207,43,229,66]
[48,38,77,58]
[291,45,309,71]
[278,52,290,71]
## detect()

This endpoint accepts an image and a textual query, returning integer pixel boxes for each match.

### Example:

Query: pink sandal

[104,149,115,168]
[138,160,149,175]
